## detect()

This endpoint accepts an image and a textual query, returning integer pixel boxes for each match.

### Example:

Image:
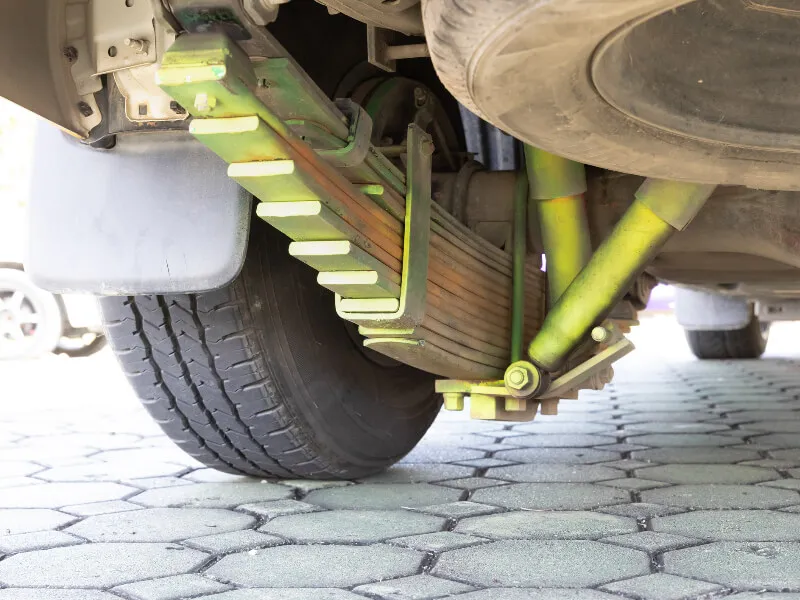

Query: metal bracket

[367,25,430,73]
[335,123,433,336]
[316,100,373,168]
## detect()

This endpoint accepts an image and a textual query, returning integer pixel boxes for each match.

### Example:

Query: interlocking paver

[360,464,475,483]
[642,484,800,509]
[7,324,800,597]
[207,545,423,587]
[0,482,136,508]
[433,477,509,489]
[409,501,501,519]
[353,575,475,599]
[433,539,649,587]
[0,591,120,600]
[455,510,636,540]
[236,499,319,519]
[184,529,285,553]
[448,591,620,600]
[131,482,293,508]
[0,543,208,587]
[471,483,629,510]
[493,447,621,463]
[486,463,620,483]
[112,574,232,600]
[0,530,82,553]
[635,464,779,484]
[599,573,725,600]
[597,503,687,520]
[0,508,76,534]
[258,510,445,544]
[387,531,488,552]
[601,531,699,553]
[62,500,142,516]
[196,590,366,600]
[65,507,255,542]
[665,542,800,590]
[632,446,760,463]
[37,461,186,482]
[305,483,462,510]
[503,434,618,448]
[654,510,800,541]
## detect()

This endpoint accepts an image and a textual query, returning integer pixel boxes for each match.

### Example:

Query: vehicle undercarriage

[4,0,799,477]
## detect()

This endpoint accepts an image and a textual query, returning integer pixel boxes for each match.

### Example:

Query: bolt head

[505,366,530,390]
[591,326,610,343]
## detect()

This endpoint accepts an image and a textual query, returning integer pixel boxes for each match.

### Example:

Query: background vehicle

[0,263,105,360]
[3,0,799,478]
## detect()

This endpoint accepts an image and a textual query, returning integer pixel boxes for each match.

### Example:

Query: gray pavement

[3,316,800,599]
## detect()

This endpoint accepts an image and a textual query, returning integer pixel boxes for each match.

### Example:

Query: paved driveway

[2,317,800,600]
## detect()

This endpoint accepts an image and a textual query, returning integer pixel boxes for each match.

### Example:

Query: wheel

[0,267,63,359]
[422,0,800,190]
[686,317,770,360]
[100,219,440,479]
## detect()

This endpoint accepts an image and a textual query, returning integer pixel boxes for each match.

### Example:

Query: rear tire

[100,220,439,479]
[686,317,769,360]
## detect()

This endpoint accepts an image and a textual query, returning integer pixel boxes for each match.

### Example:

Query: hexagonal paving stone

[665,542,800,590]
[455,511,636,540]
[642,484,800,509]
[0,543,208,588]
[471,483,629,510]
[192,591,363,600]
[65,507,255,542]
[653,510,800,541]
[409,501,501,519]
[305,483,462,510]
[0,530,82,554]
[626,433,739,447]
[487,464,621,483]
[504,434,618,448]
[399,444,485,464]
[632,447,761,464]
[0,591,119,600]
[601,531,699,553]
[494,448,621,464]
[0,508,76,535]
[207,544,423,587]
[740,420,800,433]
[636,464,779,484]
[0,482,136,508]
[600,573,724,600]
[112,574,232,600]
[354,575,475,599]
[131,482,292,508]
[359,464,474,483]
[259,510,445,544]
[37,461,187,482]
[511,422,617,435]
[237,499,319,519]
[0,462,42,478]
[446,591,620,600]
[623,422,727,434]
[184,530,284,553]
[598,503,687,520]
[433,540,649,587]
[388,532,488,552]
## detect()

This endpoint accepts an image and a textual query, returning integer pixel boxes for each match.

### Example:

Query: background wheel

[0,267,63,359]
[100,219,440,479]
[686,316,770,360]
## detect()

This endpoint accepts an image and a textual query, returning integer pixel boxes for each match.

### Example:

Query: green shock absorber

[527,178,716,373]
[525,146,592,306]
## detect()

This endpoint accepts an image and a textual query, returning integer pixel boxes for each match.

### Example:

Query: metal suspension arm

[528,179,716,372]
